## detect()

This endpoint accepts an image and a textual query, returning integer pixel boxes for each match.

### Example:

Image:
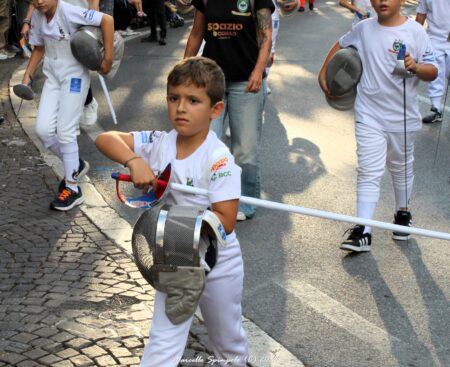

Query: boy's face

[32,0,58,14]
[166,82,224,139]
[370,0,405,23]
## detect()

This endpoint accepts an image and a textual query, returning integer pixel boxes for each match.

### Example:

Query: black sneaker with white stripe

[422,107,442,124]
[340,225,372,252]
[392,210,412,241]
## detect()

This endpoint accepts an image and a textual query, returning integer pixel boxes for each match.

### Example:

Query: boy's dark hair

[167,56,225,105]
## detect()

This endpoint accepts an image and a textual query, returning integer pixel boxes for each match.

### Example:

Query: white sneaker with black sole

[0,49,15,60]
[340,225,372,252]
[392,210,412,241]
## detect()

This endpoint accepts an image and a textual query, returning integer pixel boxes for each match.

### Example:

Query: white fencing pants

[355,123,416,216]
[35,38,89,149]
[427,44,450,109]
[139,232,248,367]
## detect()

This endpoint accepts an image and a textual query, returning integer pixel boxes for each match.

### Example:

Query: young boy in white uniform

[21,0,101,126]
[95,57,248,366]
[319,0,437,252]
[22,0,114,210]
[416,0,450,123]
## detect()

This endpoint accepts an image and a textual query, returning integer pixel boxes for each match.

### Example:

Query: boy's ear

[210,101,224,120]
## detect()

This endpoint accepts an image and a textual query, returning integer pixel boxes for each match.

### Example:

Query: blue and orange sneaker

[50,187,84,211]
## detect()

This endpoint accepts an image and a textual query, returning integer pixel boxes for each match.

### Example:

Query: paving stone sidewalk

[0,59,214,367]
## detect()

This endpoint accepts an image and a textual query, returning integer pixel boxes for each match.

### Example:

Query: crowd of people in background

[0,0,195,61]
[0,0,322,63]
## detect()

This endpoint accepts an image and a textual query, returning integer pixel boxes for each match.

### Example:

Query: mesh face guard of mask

[132,205,227,324]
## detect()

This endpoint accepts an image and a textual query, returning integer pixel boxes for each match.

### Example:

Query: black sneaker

[422,107,442,124]
[50,187,84,211]
[340,225,372,252]
[298,6,305,12]
[309,2,314,10]
[58,159,90,193]
[158,37,166,46]
[392,210,412,241]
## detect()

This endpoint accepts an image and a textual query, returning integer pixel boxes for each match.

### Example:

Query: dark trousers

[144,0,166,38]
[113,0,131,31]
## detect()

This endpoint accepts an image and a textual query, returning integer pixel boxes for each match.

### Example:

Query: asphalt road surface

[80,2,450,366]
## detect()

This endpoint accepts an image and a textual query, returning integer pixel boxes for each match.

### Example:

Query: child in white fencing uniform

[96,57,249,366]
[416,0,450,123]
[22,0,113,210]
[319,0,437,252]
[21,0,101,126]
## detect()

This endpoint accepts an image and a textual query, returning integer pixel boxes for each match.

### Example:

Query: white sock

[430,98,441,111]
[60,142,80,193]
[357,201,377,233]
[394,187,411,212]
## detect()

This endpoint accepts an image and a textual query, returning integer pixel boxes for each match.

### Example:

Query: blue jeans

[211,80,266,217]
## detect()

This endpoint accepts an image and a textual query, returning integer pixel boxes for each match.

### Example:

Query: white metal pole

[98,74,118,125]
[169,182,450,241]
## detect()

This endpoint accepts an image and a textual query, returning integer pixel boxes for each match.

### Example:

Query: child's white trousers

[355,122,416,211]
[139,231,248,367]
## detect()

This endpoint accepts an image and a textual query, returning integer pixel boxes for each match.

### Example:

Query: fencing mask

[325,46,362,111]
[13,82,34,101]
[132,205,227,324]
[70,26,124,79]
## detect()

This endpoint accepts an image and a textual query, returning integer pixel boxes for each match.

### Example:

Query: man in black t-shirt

[185,0,274,221]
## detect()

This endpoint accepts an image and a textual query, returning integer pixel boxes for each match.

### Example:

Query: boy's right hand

[318,41,343,98]
[22,74,31,86]
[21,23,30,40]
[318,72,337,98]
[127,157,157,193]
[318,73,330,95]
[319,73,343,100]
[99,57,113,75]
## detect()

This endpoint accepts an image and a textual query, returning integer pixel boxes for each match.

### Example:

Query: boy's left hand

[99,57,113,75]
[404,52,418,74]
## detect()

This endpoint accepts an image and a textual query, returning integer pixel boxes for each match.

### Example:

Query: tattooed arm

[246,7,272,93]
